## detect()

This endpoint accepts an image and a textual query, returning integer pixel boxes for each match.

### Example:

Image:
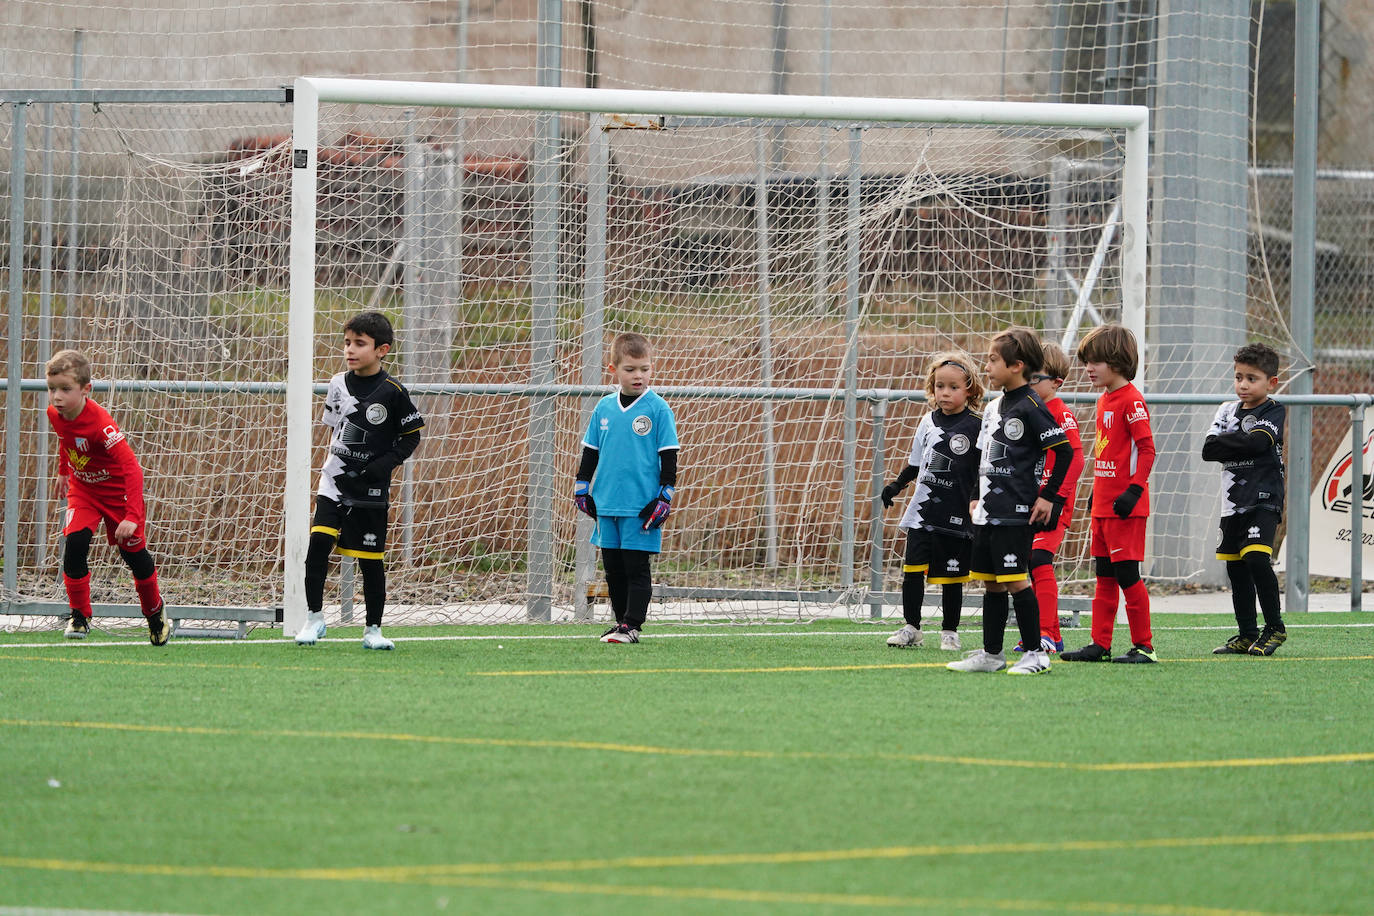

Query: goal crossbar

[286,77,1150,634]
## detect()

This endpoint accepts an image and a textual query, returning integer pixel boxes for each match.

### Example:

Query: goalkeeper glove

[1112,483,1143,518]
[880,481,904,508]
[573,480,597,519]
[639,485,675,531]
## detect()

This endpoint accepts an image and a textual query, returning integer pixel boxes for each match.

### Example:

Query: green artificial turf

[1,614,1370,915]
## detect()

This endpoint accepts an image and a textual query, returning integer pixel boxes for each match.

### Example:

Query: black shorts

[969,524,1035,583]
[903,527,972,584]
[311,495,388,560]
[1216,509,1280,561]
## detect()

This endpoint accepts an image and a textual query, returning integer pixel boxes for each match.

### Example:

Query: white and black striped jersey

[1202,398,1285,516]
[972,385,1069,526]
[317,369,424,507]
[897,407,982,537]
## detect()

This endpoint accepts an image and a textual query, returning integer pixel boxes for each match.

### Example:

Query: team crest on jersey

[1103,410,1114,428]
[365,403,388,425]
[1004,418,1024,441]
[950,433,970,455]
[632,415,652,435]
[1241,415,1257,433]
[74,437,88,451]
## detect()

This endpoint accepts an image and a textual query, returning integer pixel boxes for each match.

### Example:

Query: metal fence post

[1351,404,1365,612]
[868,393,888,618]
[756,126,779,569]
[841,126,862,591]
[5,101,28,598]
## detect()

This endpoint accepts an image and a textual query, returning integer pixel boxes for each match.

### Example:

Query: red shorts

[1089,515,1145,563]
[1031,511,1074,555]
[64,490,147,552]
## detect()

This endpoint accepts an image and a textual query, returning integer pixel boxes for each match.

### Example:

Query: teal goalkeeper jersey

[582,389,679,516]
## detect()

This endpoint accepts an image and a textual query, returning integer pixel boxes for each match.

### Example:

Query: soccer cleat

[939,630,961,651]
[1213,633,1256,655]
[602,624,639,644]
[599,624,621,639]
[295,611,327,646]
[361,625,394,650]
[1247,626,1287,656]
[1060,642,1111,662]
[1007,649,1052,675]
[1112,644,1158,664]
[64,610,90,640]
[946,649,1007,673]
[146,605,171,646]
[1013,636,1062,654]
[886,624,924,648]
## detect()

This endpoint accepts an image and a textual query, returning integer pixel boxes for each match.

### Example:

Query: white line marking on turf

[0,908,210,916]
[1,621,1371,650]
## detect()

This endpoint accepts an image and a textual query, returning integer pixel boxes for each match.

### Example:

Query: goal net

[283,79,1147,632]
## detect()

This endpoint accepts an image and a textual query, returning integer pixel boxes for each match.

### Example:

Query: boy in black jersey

[1203,343,1287,656]
[948,328,1074,675]
[880,351,983,651]
[297,312,424,649]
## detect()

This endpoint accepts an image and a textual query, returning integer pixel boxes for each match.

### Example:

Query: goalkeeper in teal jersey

[574,332,679,644]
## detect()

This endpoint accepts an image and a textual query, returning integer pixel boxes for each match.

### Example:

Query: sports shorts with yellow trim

[1216,508,1280,561]
[311,495,388,560]
[902,526,971,584]
[969,524,1034,583]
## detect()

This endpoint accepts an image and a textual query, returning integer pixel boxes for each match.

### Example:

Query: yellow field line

[3,717,1372,772]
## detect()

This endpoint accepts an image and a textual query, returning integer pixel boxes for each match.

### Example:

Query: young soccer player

[1061,324,1158,664]
[574,332,679,644]
[1203,343,1288,656]
[1013,341,1085,654]
[45,349,170,645]
[296,311,424,649]
[947,328,1074,675]
[880,351,984,651]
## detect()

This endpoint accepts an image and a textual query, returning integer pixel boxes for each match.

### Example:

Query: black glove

[1112,483,1143,519]
[1030,498,1064,532]
[573,480,597,519]
[339,468,387,507]
[880,481,903,508]
[639,485,674,531]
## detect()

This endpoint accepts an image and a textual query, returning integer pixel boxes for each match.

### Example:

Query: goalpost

[285,78,1148,636]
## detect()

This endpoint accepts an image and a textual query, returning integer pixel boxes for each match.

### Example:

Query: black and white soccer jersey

[1203,398,1285,516]
[897,408,982,537]
[317,370,425,507]
[972,385,1068,526]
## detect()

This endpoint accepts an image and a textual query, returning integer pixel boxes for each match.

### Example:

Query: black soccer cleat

[147,604,172,647]
[64,610,90,640]
[1247,626,1287,656]
[1112,644,1158,664]
[1060,642,1110,662]
[1212,633,1256,655]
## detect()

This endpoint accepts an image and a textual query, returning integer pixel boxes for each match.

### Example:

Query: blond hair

[46,349,92,386]
[925,350,984,405]
[610,332,652,365]
[1039,341,1071,380]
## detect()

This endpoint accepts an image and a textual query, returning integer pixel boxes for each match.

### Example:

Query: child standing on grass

[1203,343,1288,656]
[1061,324,1158,664]
[296,311,424,650]
[880,351,984,652]
[947,328,1074,676]
[1013,341,1085,654]
[574,332,679,644]
[45,349,170,645]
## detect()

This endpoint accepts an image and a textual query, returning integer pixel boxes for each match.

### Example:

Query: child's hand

[114,519,137,544]
[573,480,597,519]
[1112,483,1143,518]
[1029,497,1063,531]
[639,485,674,530]
[51,475,69,502]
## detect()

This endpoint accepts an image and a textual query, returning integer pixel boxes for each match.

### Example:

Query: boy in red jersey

[45,350,169,645]
[1061,325,1157,663]
[1013,341,1084,654]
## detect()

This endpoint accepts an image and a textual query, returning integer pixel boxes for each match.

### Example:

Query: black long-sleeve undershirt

[1037,440,1074,503]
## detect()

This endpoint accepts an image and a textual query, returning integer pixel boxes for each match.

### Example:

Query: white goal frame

[285,77,1149,636]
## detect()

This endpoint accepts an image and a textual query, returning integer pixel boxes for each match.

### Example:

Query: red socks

[1123,580,1152,649]
[135,572,163,616]
[63,573,92,617]
[1030,565,1061,642]
[1089,576,1120,650]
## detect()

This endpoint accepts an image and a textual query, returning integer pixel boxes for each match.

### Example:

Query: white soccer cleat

[1008,649,1052,675]
[886,624,924,648]
[946,649,1007,672]
[939,630,961,651]
[361,625,394,650]
[602,624,639,644]
[295,612,327,646]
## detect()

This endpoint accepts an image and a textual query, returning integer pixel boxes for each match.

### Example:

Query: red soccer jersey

[1090,383,1155,518]
[47,398,146,526]
[1041,395,1085,517]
